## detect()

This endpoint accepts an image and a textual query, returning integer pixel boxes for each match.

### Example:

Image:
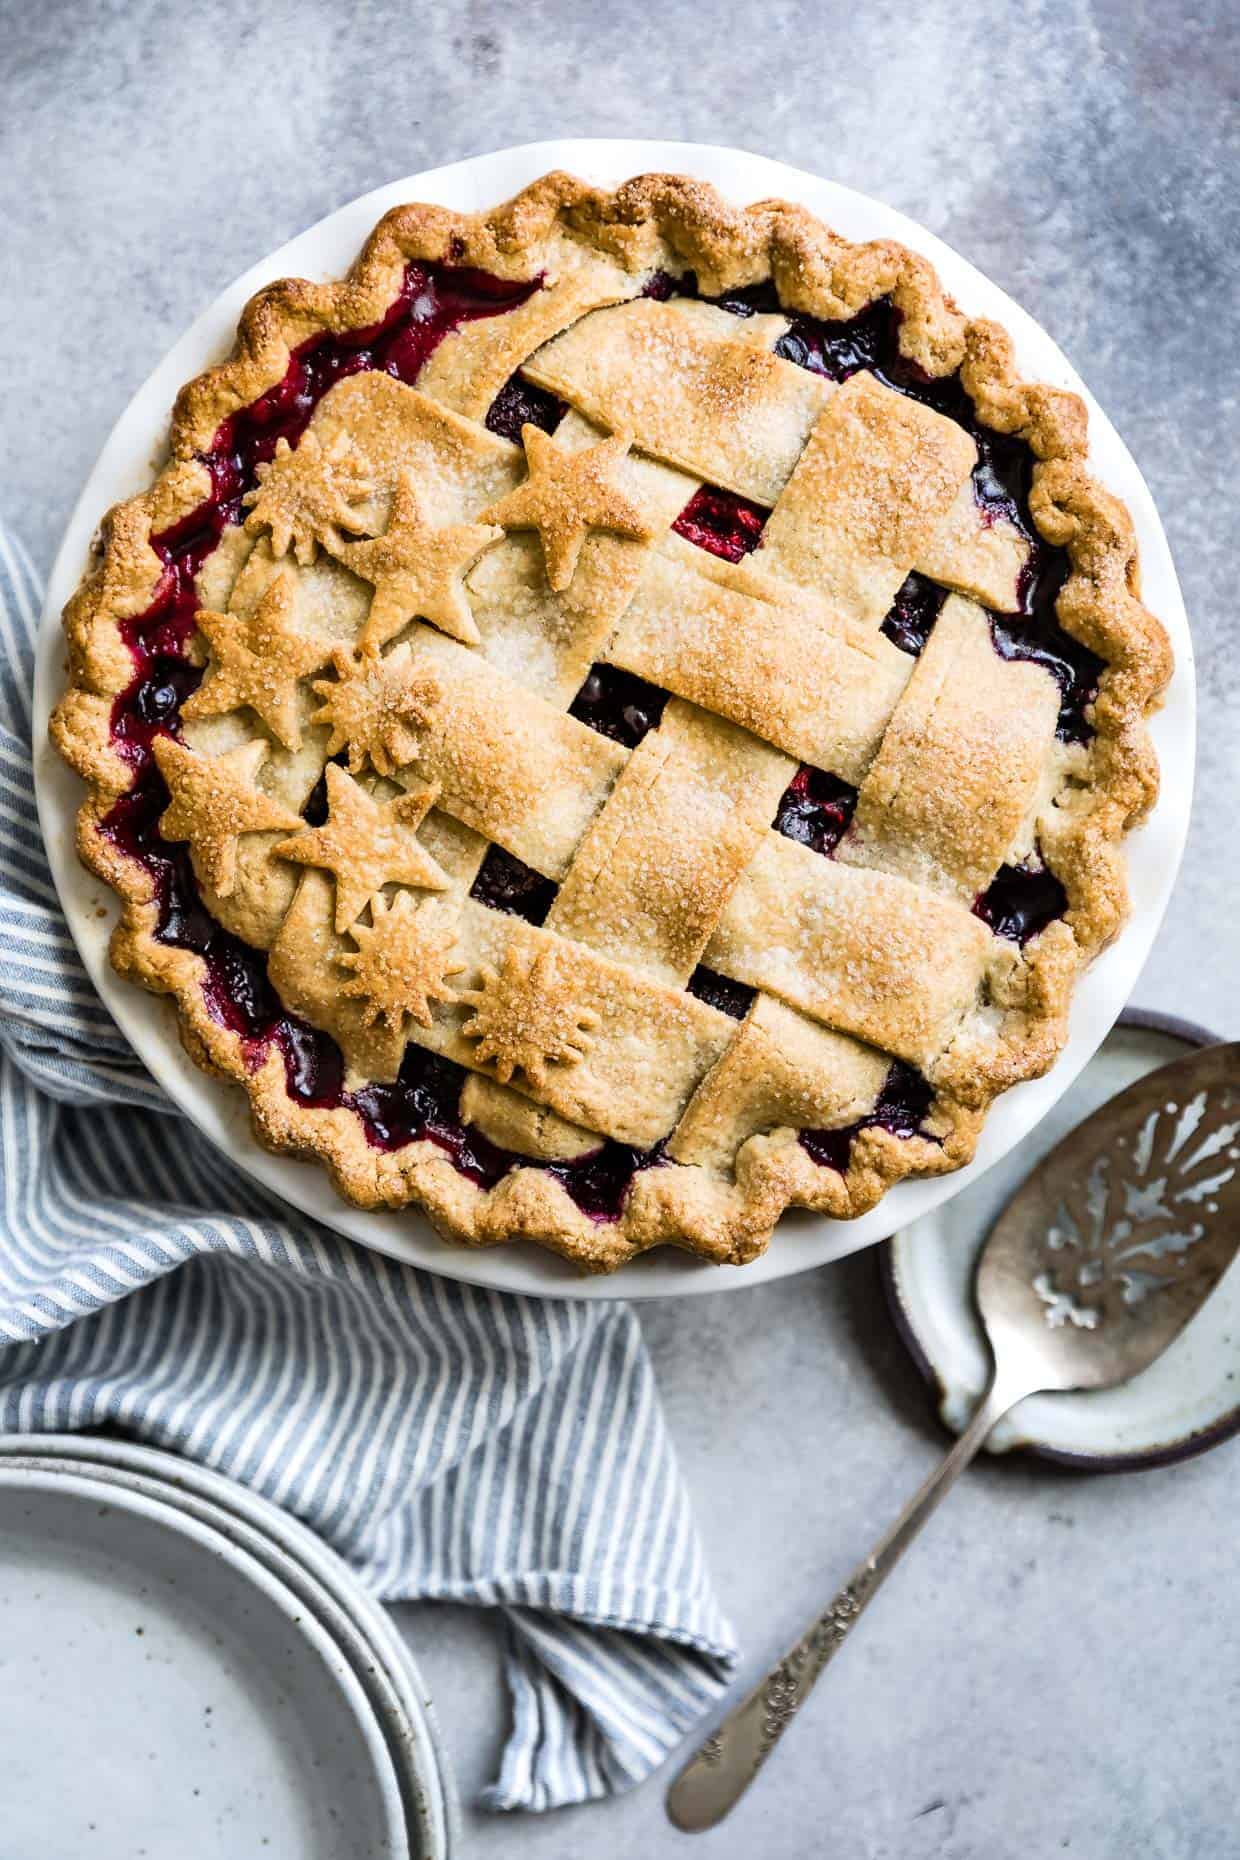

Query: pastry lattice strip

[178,277,1074,1170]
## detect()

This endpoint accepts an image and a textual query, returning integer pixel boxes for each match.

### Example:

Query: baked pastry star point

[153,735,301,899]
[479,424,654,592]
[342,472,499,649]
[274,762,448,932]
[181,572,332,751]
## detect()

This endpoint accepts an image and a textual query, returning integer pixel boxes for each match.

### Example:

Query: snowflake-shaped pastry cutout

[339,892,465,1033]
[242,429,375,565]
[458,939,598,1091]
[308,643,441,779]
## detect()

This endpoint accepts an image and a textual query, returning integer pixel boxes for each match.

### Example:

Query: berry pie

[52,172,1172,1272]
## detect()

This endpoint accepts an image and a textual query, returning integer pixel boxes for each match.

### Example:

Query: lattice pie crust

[52,173,1172,1272]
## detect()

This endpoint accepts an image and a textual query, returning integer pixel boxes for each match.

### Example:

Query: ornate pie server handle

[666,1369,1035,1832]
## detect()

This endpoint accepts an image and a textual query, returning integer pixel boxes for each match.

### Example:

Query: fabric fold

[0,526,737,1811]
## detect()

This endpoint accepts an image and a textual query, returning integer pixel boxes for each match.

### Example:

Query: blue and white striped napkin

[0,527,736,1812]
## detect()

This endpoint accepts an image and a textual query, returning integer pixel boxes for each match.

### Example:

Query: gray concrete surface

[3,0,1237,1853]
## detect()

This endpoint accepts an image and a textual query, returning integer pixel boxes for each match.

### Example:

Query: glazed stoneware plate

[0,1464,414,1859]
[32,139,1195,1299]
[885,1012,1240,1468]
[0,1434,457,1857]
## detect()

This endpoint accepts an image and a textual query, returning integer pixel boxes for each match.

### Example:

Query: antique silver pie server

[667,1040,1240,1831]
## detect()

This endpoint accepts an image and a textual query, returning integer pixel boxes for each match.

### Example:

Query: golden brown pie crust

[51,171,1173,1273]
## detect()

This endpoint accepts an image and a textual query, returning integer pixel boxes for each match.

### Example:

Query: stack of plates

[0,1434,456,1858]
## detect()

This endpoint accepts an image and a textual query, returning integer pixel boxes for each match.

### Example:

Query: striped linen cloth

[0,526,737,1811]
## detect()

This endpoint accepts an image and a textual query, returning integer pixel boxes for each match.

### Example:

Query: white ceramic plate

[32,139,1195,1300]
[0,1435,457,1856]
[885,1012,1240,1468]
[0,1465,411,1859]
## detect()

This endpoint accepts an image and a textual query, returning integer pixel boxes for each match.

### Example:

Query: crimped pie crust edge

[51,170,1173,1274]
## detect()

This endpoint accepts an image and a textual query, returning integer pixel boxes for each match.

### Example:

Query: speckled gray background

[3,1,1237,1854]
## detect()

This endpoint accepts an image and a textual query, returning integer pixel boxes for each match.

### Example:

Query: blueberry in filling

[774,299,895,383]
[800,1062,934,1172]
[569,664,669,748]
[485,374,566,444]
[973,860,1068,945]
[880,572,948,657]
[470,846,558,926]
[773,767,858,858]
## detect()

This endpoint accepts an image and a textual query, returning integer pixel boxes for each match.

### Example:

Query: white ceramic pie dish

[32,138,1195,1300]
[0,1434,457,1856]
[0,1466,411,1858]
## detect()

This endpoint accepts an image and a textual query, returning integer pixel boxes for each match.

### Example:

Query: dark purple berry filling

[672,485,767,562]
[470,846,557,926]
[95,262,676,1225]
[569,663,669,748]
[880,571,948,657]
[96,257,1087,1222]
[973,860,1068,945]
[687,966,756,1020]
[300,756,343,828]
[111,657,203,764]
[991,555,1103,746]
[657,277,1098,746]
[485,374,566,444]
[707,279,784,319]
[545,1139,668,1222]
[773,767,858,858]
[645,270,782,321]
[800,1061,934,1172]
[774,301,894,383]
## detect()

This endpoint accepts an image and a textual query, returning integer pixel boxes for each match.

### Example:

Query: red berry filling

[96,255,1084,1216]
[672,485,767,562]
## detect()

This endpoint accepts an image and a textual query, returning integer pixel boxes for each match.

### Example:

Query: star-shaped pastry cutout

[308,643,442,779]
[339,892,465,1033]
[479,425,654,593]
[458,939,598,1092]
[153,737,302,899]
[181,573,333,751]
[274,763,449,932]
[243,429,375,566]
[339,472,500,649]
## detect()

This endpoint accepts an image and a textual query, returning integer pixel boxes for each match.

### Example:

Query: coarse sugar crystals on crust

[51,170,1172,1273]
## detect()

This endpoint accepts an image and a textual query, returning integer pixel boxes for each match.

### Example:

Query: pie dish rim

[35,139,1194,1294]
